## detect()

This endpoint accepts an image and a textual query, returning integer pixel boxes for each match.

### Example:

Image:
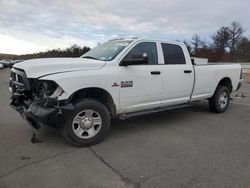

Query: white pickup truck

[10,39,242,146]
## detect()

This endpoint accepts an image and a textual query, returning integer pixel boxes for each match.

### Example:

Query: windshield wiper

[82,56,98,60]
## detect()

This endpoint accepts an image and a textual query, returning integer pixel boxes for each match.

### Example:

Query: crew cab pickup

[9,39,242,146]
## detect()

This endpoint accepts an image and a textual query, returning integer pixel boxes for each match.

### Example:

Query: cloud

[0,0,249,54]
[0,34,47,55]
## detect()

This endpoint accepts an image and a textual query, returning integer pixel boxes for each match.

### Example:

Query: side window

[125,42,158,65]
[161,43,186,64]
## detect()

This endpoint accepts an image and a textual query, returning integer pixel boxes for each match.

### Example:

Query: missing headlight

[31,80,63,98]
[50,85,64,98]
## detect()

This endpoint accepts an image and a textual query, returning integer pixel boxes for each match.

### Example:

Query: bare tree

[211,27,230,54]
[228,21,244,55]
[235,37,250,61]
[191,34,203,55]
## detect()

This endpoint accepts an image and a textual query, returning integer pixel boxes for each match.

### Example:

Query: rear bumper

[236,79,244,91]
[236,83,242,91]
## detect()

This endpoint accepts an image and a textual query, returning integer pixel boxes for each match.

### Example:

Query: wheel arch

[69,87,116,116]
[217,77,233,93]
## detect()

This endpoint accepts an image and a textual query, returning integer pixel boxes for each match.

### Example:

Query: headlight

[32,80,64,98]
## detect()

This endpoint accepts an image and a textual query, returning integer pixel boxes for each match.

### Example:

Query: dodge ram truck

[9,39,242,146]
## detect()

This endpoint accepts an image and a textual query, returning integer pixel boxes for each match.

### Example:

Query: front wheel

[209,86,230,113]
[62,99,110,147]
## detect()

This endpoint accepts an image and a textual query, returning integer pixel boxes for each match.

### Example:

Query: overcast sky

[0,0,249,55]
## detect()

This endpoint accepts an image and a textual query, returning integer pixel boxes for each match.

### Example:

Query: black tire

[62,99,110,147]
[209,86,230,113]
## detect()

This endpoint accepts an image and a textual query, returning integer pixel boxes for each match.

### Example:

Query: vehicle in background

[8,60,24,68]
[0,60,8,68]
[0,59,12,68]
[9,38,243,147]
[0,63,3,70]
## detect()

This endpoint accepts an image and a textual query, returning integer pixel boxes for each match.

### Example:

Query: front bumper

[10,98,74,130]
[9,68,74,130]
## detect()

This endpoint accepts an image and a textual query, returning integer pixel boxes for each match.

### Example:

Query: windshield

[81,40,132,61]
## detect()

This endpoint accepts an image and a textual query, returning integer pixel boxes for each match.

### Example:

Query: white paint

[221,63,250,74]
[13,39,242,115]
[14,57,105,78]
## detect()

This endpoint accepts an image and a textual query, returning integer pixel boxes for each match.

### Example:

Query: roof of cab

[111,38,185,46]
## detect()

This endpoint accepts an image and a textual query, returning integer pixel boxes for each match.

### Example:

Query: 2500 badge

[121,81,133,88]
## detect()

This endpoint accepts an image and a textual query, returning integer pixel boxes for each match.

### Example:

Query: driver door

[118,42,162,113]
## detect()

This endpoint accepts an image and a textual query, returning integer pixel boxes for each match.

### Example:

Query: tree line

[184,21,250,62]
[0,45,91,60]
[18,45,91,60]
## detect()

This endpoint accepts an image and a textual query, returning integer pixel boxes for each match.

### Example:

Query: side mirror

[120,53,148,66]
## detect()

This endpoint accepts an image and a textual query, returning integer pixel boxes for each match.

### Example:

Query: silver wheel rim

[219,91,228,109]
[72,110,102,139]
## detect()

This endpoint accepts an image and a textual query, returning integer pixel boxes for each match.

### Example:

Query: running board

[119,103,192,120]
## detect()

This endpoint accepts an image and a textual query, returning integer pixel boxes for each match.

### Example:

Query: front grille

[9,68,30,95]
[10,71,23,83]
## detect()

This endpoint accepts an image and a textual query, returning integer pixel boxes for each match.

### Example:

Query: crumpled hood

[13,57,106,78]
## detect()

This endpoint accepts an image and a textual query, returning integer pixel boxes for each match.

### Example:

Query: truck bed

[191,63,241,101]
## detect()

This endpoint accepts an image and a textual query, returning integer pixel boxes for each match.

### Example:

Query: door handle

[184,70,192,73]
[151,71,161,75]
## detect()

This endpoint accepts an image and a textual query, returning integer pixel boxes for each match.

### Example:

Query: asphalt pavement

[0,68,250,188]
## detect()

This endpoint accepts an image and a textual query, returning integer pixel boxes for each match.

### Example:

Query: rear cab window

[161,43,186,64]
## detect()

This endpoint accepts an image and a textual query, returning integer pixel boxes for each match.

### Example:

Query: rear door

[160,43,194,106]
[118,42,162,113]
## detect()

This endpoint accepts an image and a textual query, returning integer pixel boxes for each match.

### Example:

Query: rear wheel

[209,86,230,113]
[62,99,110,147]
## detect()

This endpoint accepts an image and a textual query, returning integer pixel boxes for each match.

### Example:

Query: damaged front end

[9,68,74,131]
